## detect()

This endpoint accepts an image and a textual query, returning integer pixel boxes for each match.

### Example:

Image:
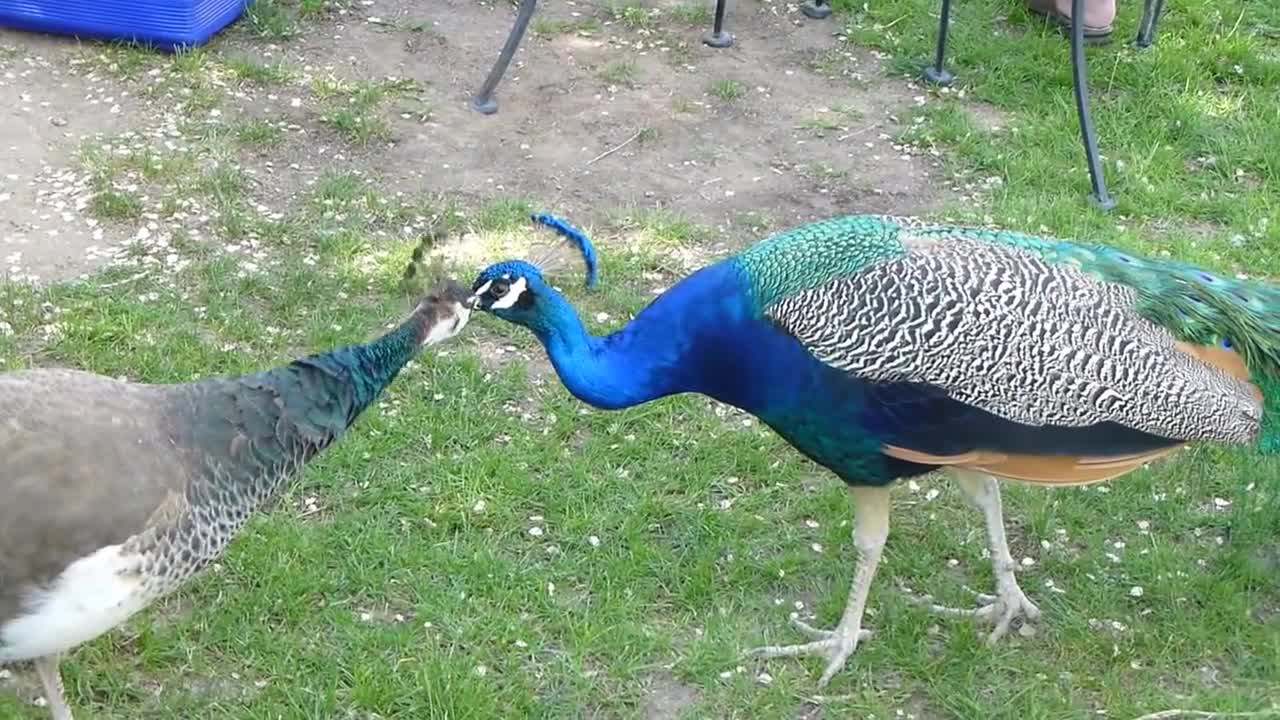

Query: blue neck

[529,291,695,411]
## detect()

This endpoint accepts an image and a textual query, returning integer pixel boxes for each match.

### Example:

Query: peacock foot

[904,584,1042,644]
[745,616,874,687]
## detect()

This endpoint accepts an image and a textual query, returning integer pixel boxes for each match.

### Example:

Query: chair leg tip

[702,30,734,48]
[921,66,955,86]
[801,1,832,19]
[1090,193,1117,211]
[471,96,499,114]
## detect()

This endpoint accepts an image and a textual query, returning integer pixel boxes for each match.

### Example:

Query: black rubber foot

[1090,192,1117,211]
[921,65,955,86]
[703,30,733,48]
[471,96,498,114]
[801,1,832,19]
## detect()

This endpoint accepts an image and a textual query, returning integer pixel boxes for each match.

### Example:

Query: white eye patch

[488,276,528,310]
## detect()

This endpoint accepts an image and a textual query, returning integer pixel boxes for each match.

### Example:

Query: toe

[816,639,858,688]
[1022,598,1043,621]
[790,617,834,640]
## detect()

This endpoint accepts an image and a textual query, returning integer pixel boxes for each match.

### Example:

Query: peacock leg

[907,469,1041,643]
[746,485,889,688]
[34,654,74,720]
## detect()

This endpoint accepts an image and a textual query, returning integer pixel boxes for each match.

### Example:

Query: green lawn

[1,0,1278,717]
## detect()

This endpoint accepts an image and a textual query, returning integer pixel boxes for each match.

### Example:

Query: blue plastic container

[0,0,250,51]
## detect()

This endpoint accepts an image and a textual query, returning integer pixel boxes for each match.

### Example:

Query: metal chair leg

[801,0,832,20]
[1135,0,1165,48]
[703,0,733,47]
[921,0,956,86]
[1069,0,1115,210]
[471,0,539,114]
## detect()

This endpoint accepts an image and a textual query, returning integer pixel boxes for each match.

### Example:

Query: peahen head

[471,213,599,336]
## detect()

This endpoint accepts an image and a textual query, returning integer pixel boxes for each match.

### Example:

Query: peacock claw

[904,585,1041,644]
[745,618,873,687]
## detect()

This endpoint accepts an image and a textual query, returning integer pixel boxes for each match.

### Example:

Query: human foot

[1026,0,1116,42]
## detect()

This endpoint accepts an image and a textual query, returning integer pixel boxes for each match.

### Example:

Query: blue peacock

[466,212,1279,687]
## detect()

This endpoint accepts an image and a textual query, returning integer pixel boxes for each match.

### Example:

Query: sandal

[1025,0,1114,44]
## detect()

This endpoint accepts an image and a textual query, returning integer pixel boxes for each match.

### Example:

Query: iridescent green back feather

[734,215,905,310]
[731,214,1280,453]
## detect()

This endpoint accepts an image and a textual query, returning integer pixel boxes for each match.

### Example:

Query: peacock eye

[490,279,510,298]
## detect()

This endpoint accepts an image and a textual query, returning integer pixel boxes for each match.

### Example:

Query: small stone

[588,535,601,547]
[1017,624,1036,637]
[528,526,544,537]
[1129,586,1144,597]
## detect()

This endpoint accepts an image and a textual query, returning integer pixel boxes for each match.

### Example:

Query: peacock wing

[764,234,1264,483]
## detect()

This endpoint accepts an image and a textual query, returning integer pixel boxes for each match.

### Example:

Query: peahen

[466,212,1278,687]
[0,274,473,720]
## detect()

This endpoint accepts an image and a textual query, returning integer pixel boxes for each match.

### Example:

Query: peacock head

[471,213,599,333]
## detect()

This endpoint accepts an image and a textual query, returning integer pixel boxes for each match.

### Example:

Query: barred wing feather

[765,235,1264,484]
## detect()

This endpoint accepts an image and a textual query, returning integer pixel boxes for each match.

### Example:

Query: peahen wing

[0,370,194,623]
[765,234,1265,483]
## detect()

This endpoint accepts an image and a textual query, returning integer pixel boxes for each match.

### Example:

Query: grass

[88,189,144,221]
[1,0,1279,718]
[666,2,712,26]
[531,16,603,39]
[606,0,657,30]
[598,59,638,88]
[225,56,291,86]
[834,0,1280,267]
[710,78,746,101]
[231,118,285,147]
[314,78,419,146]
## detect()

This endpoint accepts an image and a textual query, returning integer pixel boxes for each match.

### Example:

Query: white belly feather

[0,543,152,662]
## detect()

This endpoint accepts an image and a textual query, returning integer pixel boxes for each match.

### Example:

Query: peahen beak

[418,278,474,345]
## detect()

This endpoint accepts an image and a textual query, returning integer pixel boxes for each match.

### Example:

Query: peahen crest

[528,212,599,289]
[398,230,448,302]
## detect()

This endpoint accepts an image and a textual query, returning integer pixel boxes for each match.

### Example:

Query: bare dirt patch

[247,0,947,226]
[3,0,955,283]
[641,669,700,719]
[0,36,143,282]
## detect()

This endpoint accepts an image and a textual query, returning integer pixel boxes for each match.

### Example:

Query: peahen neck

[187,304,441,498]
[527,290,693,411]
[292,308,430,425]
